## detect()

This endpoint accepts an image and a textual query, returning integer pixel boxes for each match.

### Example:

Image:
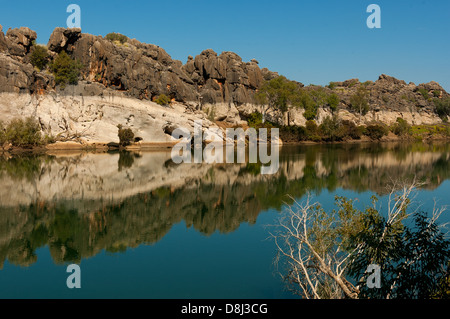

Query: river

[0,142,449,298]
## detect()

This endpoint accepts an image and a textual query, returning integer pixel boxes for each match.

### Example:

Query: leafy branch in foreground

[271,181,449,299]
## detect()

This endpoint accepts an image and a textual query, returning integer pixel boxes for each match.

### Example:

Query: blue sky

[1,0,449,90]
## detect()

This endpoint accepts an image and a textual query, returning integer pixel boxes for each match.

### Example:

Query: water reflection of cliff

[0,142,449,268]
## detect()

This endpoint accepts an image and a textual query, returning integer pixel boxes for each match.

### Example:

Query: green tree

[117,125,135,147]
[273,182,449,299]
[50,51,83,88]
[365,124,387,140]
[392,118,411,136]
[30,45,49,71]
[327,93,340,112]
[319,116,344,142]
[434,97,450,121]
[299,91,317,120]
[255,76,301,123]
[350,86,370,122]
[5,117,42,147]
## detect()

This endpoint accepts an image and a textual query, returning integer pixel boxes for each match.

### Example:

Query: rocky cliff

[0,26,448,145]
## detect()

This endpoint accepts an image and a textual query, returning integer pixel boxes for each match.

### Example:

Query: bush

[417,88,430,100]
[364,124,387,140]
[349,86,369,116]
[5,117,42,147]
[280,125,307,142]
[327,93,340,112]
[392,118,411,136]
[247,112,263,127]
[341,120,363,140]
[117,125,135,147]
[30,45,49,71]
[105,33,128,45]
[433,90,441,98]
[155,94,171,106]
[50,51,83,88]
[434,97,450,120]
[305,120,321,141]
[327,82,337,90]
[319,116,345,142]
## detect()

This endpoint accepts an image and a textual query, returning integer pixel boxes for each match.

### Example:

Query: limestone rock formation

[0,26,448,145]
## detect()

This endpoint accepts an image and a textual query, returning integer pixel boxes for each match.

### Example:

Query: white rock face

[0,91,226,145]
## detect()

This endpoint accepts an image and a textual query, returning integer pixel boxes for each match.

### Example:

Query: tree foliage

[327,93,340,112]
[350,86,370,117]
[364,124,387,140]
[30,44,49,71]
[255,76,302,121]
[117,125,135,147]
[155,94,171,106]
[3,117,43,147]
[49,51,83,88]
[273,182,449,299]
[105,32,128,44]
[434,97,450,121]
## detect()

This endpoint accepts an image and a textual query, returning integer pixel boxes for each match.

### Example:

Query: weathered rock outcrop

[0,26,448,144]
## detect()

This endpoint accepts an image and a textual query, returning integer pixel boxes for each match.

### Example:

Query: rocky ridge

[0,26,448,145]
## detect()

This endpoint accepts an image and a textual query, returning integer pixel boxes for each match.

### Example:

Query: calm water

[0,142,449,299]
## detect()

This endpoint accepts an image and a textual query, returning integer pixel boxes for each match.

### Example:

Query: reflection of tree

[118,151,137,171]
[0,142,449,268]
[0,155,44,181]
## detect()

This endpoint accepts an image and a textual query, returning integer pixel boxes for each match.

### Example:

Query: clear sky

[1,0,449,90]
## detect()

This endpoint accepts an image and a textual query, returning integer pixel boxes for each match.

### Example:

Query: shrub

[30,45,49,71]
[5,117,42,147]
[434,97,450,121]
[105,33,128,45]
[417,88,429,100]
[305,120,321,141]
[327,82,337,90]
[392,117,411,136]
[280,125,307,142]
[247,112,263,127]
[341,120,362,140]
[319,116,345,142]
[155,94,171,106]
[350,86,369,116]
[299,90,318,120]
[327,93,340,112]
[49,51,83,88]
[117,125,135,146]
[364,124,387,140]
[433,90,441,98]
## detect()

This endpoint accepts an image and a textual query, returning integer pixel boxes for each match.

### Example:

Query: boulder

[47,27,81,53]
[5,27,37,57]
